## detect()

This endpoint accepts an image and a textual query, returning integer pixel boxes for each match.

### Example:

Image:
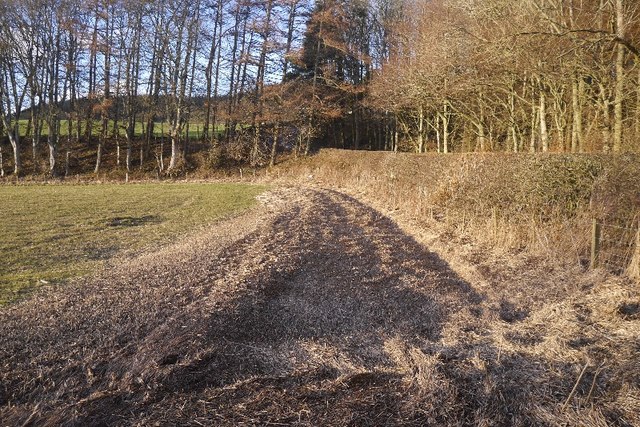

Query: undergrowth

[279,150,640,274]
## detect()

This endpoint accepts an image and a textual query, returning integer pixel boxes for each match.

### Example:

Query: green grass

[15,120,225,139]
[0,182,266,304]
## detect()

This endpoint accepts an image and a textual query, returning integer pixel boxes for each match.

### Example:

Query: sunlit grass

[15,120,224,139]
[0,182,266,304]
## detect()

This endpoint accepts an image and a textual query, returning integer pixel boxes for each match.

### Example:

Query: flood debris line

[1,187,638,426]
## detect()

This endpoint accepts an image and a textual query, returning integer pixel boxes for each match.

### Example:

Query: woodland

[1,0,640,177]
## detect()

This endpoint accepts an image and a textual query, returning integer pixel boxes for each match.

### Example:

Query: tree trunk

[95,143,102,174]
[613,0,625,152]
[571,74,583,153]
[159,139,165,172]
[442,102,450,154]
[211,14,223,143]
[305,122,312,155]
[598,81,612,151]
[295,132,302,157]
[99,3,112,175]
[540,91,549,152]
[183,4,200,158]
[30,101,40,172]
[0,114,21,176]
[169,134,178,170]
[282,0,299,80]
[116,135,121,166]
[394,114,399,153]
[48,139,56,175]
[10,134,21,176]
[507,79,518,152]
[552,91,566,152]
[203,0,223,142]
[251,123,261,165]
[86,14,99,142]
[269,123,279,167]
[353,110,359,149]
[126,134,132,172]
[477,121,486,152]
[226,2,242,143]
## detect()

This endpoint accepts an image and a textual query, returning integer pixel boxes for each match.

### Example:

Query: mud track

[1,187,637,426]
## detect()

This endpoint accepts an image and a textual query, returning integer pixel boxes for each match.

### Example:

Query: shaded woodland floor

[0,187,638,426]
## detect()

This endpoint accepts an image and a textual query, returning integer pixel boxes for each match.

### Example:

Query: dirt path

[1,187,637,426]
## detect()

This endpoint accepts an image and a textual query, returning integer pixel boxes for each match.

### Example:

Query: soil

[1,186,638,426]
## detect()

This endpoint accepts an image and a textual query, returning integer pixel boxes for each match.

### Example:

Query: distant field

[15,120,224,139]
[0,182,266,304]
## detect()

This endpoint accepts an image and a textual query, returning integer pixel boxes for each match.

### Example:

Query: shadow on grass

[106,215,161,228]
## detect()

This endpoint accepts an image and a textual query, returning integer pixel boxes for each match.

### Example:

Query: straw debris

[1,187,638,425]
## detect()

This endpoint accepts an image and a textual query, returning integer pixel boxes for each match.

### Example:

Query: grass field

[15,120,224,140]
[0,182,266,304]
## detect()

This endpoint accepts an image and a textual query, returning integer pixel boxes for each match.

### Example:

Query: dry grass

[1,185,638,426]
[278,150,640,271]
[270,151,640,425]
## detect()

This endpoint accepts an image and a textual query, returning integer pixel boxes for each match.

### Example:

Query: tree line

[1,0,639,177]
[0,0,314,176]
[370,0,640,155]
